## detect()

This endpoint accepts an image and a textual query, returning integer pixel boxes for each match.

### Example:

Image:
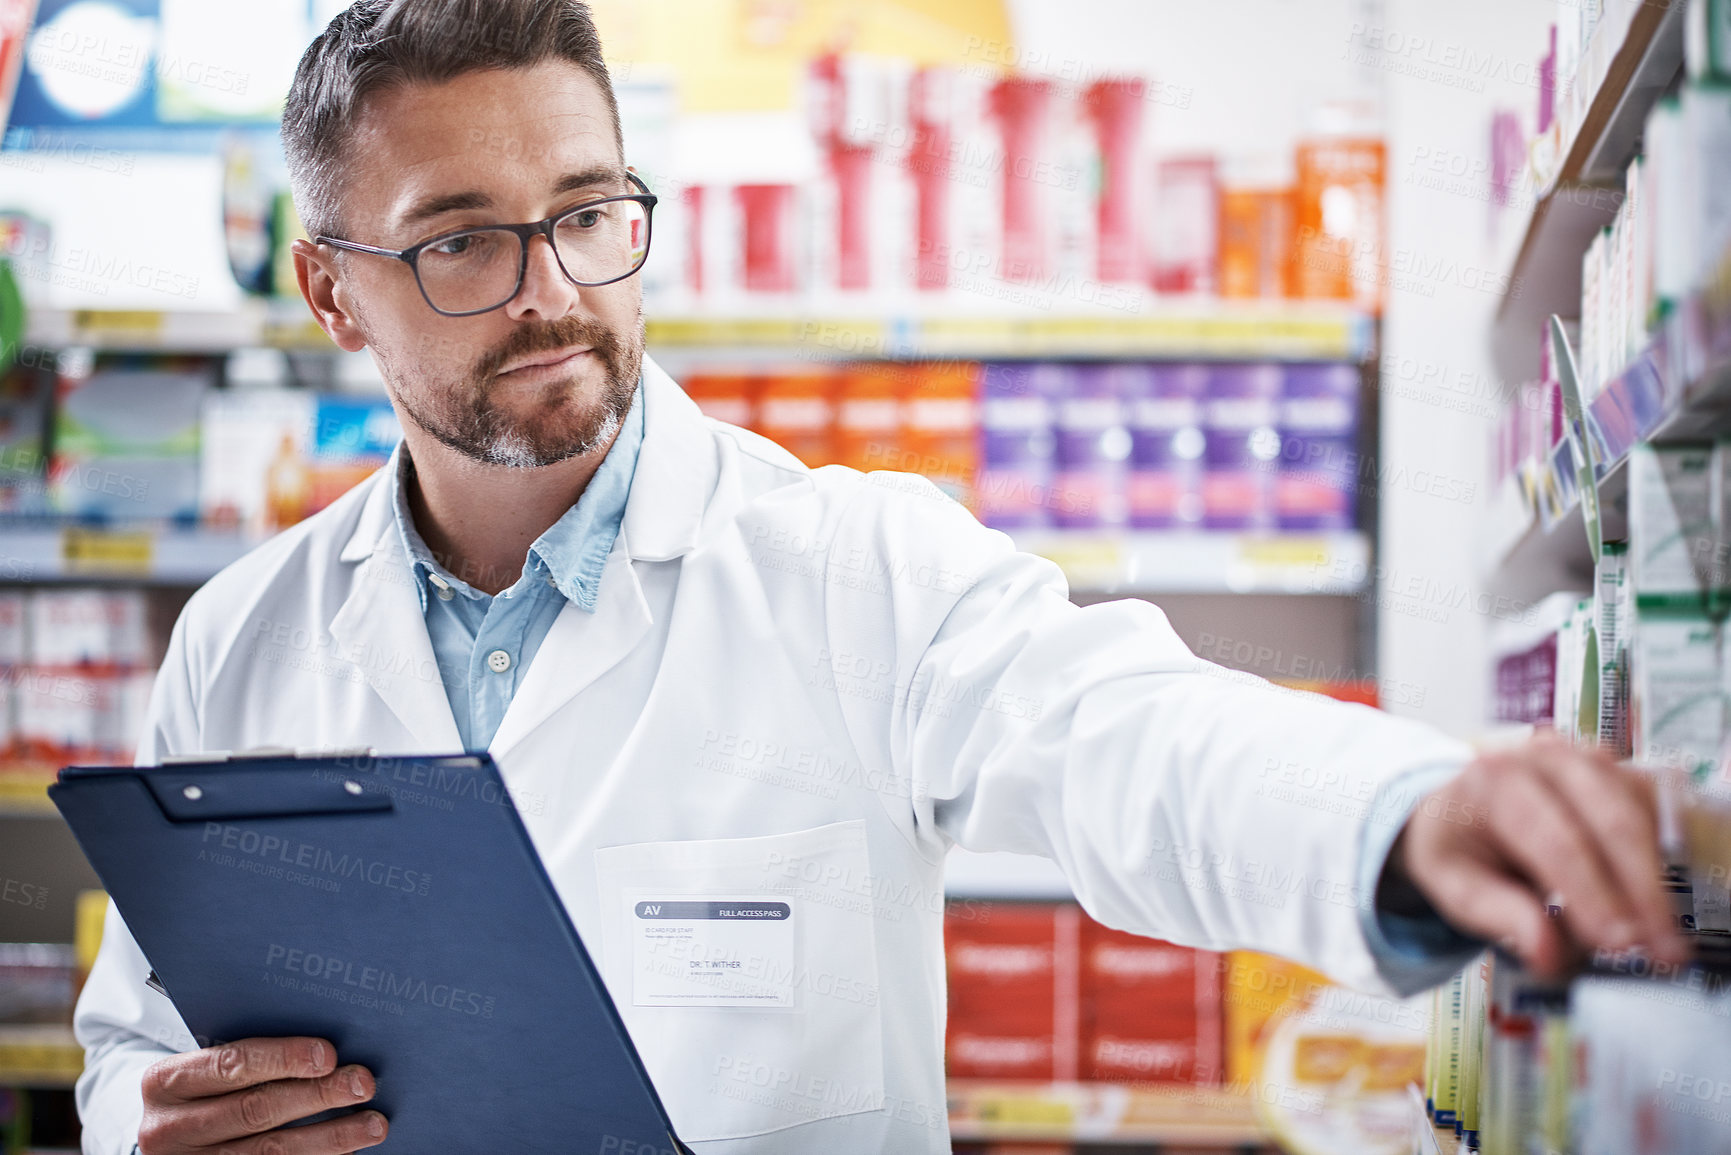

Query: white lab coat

[73,354,1470,1154]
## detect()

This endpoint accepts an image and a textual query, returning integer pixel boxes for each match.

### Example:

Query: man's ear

[293,239,369,353]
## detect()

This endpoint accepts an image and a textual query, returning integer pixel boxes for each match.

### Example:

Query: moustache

[472,317,619,385]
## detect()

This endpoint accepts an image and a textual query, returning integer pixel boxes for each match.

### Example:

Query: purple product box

[978,363,1054,529]
[1051,364,1126,528]
[1277,362,1360,530]
[1202,363,1281,531]
[1121,362,1205,529]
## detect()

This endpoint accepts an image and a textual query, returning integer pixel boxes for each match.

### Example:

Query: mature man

[73,1,1685,1152]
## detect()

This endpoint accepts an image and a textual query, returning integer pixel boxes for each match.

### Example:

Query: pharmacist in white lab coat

[73,3,1688,1154]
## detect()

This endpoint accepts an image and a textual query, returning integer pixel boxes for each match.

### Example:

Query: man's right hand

[138,1037,387,1154]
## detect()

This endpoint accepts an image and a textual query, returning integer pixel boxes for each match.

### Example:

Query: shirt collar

[390,378,646,613]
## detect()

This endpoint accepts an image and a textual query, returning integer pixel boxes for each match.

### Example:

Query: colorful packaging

[13,666,153,764]
[756,370,837,469]
[25,589,148,670]
[1595,541,1632,756]
[0,592,24,667]
[199,388,316,536]
[834,363,905,474]
[900,361,979,508]
[679,372,757,430]
[0,357,52,516]
[1219,187,1293,300]
[1083,78,1147,285]
[1628,443,1716,597]
[1122,362,1205,529]
[1292,131,1385,309]
[1221,950,1332,1087]
[1050,364,1125,528]
[944,902,1080,1081]
[306,396,400,514]
[1630,604,1723,779]
[1201,363,1281,531]
[988,76,1059,284]
[978,363,1054,529]
[49,363,210,521]
[1149,156,1219,295]
[735,184,801,293]
[1276,362,1359,530]
[1080,922,1222,1085]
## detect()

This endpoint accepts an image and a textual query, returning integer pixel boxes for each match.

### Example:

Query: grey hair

[281,0,624,239]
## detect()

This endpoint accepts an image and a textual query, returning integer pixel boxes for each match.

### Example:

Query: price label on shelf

[71,310,165,341]
[61,527,155,575]
[1236,536,1332,570]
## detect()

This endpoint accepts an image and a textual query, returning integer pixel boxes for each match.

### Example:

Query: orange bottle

[755,369,838,468]
[902,360,980,509]
[263,431,311,531]
[1291,121,1385,310]
[680,371,757,430]
[833,362,907,474]
[1219,182,1294,300]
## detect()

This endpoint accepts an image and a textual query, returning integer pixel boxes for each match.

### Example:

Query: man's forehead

[344,64,621,229]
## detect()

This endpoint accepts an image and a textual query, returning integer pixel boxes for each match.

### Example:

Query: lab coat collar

[337,351,714,569]
[620,352,717,562]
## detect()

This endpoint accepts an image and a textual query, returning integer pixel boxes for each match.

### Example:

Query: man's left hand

[1386,732,1692,978]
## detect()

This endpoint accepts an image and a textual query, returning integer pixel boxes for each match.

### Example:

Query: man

[73,2,1686,1152]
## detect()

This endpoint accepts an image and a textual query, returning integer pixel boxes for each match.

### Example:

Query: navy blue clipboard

[51,752,690,1155]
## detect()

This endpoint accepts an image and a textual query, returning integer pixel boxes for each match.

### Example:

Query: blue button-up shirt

[390,384,644,751]
[388,375,1470,988]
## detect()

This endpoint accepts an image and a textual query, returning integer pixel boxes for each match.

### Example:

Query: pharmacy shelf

[23,301,1375,362]
[0,766,59,817]
[1486,261,1731,601]
[0,523,261,585]
[646,301,1374,362]
[23,299,335,353]
[1489,0,1688,382]
[945,1079,1267,1146]
[0,1024,82,1088]
[1009,529,1370,596]
[0,521,1368,595]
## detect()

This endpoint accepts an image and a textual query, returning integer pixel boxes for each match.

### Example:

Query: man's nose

[504,232,581,321]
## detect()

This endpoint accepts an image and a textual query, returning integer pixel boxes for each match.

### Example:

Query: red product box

[945,903,1080,1081]
[1079,920,1223,1085]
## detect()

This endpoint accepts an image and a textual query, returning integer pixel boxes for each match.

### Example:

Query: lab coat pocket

[594,820,886,1142]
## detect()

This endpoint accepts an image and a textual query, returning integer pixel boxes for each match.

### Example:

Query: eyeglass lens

[414,198,651,314]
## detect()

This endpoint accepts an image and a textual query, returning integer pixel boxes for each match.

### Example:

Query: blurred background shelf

[0,768,58,818]
[0,524,260,585]
[1489,0,1688,382]
[0,522,1369,595]
[1011,529,1369,596]
[945,1079,1267,1146]
[0,1024,81,1089]
[24,302,1376,363]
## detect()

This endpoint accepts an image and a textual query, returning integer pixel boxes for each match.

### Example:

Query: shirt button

[434,584,454,602]
[486,649,512,674]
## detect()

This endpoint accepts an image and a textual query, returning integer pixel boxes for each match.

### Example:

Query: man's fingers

[1421,852,1565,977]
[1484,771,1641,954]
[225,1108,388,1155]
[164,1066,376,1147]
[145,1037,334,1103]
[1527,747,1688,960]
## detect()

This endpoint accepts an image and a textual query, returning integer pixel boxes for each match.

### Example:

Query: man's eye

[429,233,479,256]
[567,210,603,229]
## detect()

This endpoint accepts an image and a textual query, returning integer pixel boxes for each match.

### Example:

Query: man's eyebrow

[553,166,629,196]
[396,167,626,230]
[400,190,494,228]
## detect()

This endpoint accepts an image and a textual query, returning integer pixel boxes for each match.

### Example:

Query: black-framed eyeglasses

[316,171,658,317]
